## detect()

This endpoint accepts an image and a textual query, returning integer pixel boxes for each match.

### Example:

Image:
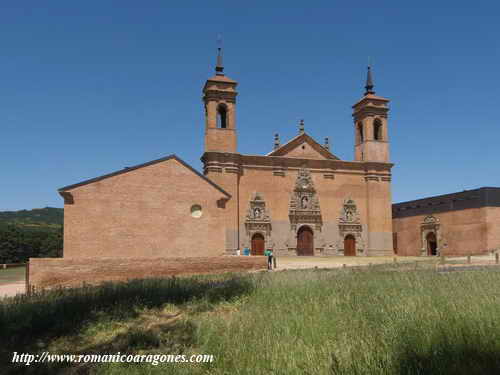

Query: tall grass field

[2,267,500,374]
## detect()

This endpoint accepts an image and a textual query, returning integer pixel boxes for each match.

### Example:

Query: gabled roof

[58,154,231,198]
[267,132,340,160]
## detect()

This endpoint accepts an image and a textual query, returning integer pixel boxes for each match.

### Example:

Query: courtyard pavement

[275,255,425,270]
[0,282,25,298]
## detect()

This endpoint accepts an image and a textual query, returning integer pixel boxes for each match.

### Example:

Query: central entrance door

[251,233,265,256]
[344,235,356,256]
[426,232,437,256]
[297,226,314,256]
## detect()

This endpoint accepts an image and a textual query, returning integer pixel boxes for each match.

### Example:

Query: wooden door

[344,235,356,256]
[297,226,314,256]
[251,233,265,256]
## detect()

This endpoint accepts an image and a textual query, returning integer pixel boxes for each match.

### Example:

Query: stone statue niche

[288,168,323,232]
[244,192,272,246]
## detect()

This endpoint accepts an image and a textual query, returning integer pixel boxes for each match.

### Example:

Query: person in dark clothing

[264,248,273,270]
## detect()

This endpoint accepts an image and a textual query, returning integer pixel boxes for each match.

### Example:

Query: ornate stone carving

[339,198,360,224]
[289,168,323,231]
[420,215,442,256]
[245,192,272,241]
[338,198,363,254]
[338,198,362,233]
[422,215,439,225]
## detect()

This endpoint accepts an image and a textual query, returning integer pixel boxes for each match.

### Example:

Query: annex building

[58,49,395,257]
[393,187,500,256]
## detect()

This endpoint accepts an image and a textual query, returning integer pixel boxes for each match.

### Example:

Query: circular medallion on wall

[190,204,203,218]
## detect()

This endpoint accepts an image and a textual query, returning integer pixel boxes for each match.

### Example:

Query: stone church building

[58,49,395,258]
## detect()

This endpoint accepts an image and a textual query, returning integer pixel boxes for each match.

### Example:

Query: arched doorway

[251,233,265,256]
[297,226,314,256]
[426,232,437,256]
[344,235,356,256]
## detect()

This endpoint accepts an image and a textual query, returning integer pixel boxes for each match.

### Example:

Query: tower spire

[215,34,224,76]
[364,65,375,95]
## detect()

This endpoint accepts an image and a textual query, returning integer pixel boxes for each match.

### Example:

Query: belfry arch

[216,104,227,128]
[373,118,383,141]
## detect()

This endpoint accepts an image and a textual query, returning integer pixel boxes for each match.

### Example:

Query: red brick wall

[392,207,488,256]
[63,158,229,258]
[29,256,267,290]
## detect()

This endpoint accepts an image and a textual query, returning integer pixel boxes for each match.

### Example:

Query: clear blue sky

[1,1,499,210]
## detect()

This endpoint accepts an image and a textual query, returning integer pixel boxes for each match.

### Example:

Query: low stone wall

[28,256,267,290]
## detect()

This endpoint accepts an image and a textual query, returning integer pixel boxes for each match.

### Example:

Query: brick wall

[62,157,229,258]
[28,256,267,290]
[392,207,488,256]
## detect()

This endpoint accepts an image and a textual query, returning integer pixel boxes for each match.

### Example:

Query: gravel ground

[276,256,424,270]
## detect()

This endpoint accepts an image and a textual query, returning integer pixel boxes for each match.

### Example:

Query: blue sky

[1,1,499,210]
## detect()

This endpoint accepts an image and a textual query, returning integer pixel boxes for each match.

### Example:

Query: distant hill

[0,207,63,228]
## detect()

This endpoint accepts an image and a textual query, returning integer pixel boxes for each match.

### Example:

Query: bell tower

[352,66,390,162]
[203,46,238,153]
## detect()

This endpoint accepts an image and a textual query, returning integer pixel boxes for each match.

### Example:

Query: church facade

[58,50,395,258]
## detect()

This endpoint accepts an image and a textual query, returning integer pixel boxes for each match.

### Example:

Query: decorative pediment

[289,168,322,231]
[338,198,362,236]
[245,192,272,242]
[246,192,270,222]
[339,198,361,224]
[421,215,440,231]
[267,133,339,160]
[422,215,439,224]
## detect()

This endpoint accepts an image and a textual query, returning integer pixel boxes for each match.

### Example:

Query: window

[374,119,383,141]
[217,105,227,128]
[190,204,202,218]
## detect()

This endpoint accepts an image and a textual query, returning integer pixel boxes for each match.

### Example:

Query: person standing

[264,248,273,270]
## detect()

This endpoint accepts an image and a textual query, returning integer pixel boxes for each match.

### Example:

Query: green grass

[2,268,500,374]
[0,266,25,285]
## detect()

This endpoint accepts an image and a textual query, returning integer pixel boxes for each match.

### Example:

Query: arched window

[374,119,383,141]
[357,122,364,143]
[217,105,227,128]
